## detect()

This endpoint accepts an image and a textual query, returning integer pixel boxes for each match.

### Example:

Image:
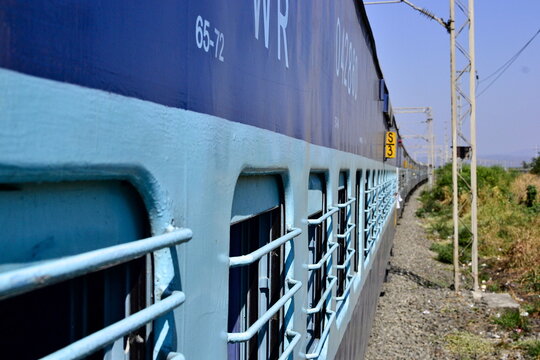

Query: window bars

[303,310,336,359]
[0,228,193,360]
[227,228,303,359]
[364,175,397,259]
[335,197,357,303]
[304,206,338,357]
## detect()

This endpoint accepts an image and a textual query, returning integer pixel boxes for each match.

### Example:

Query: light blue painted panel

[231,176,281,224]
[339,172,346,189]
[307,174,324,216]
[0,181,150,264]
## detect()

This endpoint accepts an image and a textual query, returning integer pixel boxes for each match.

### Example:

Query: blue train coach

[0,0,426,359]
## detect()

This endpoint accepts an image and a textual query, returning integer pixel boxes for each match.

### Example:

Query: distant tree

[531,153,540,175]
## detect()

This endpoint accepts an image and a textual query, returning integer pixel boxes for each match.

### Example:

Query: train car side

[0,1,427,359]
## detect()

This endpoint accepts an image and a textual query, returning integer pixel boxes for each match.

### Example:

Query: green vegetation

[523,152,540,175]
[429,241,470,264]
[429,242,452,264]
[516,340,540,359]
[523,299,540,318]
[526,185,537,207]
[492,309,529,332]
[444,331,493,359]
[417,163,540,299]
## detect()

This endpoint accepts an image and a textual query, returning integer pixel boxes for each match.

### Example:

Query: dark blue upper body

[0,0,396,162]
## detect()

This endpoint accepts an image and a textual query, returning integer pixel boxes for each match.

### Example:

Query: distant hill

[478,149,538,168]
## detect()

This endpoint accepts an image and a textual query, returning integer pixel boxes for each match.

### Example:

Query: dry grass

[478,174,540,295]
[507,215,540,270]
[420,170,540,298]
[511,174,540,204]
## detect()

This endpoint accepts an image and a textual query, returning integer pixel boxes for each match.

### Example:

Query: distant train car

[0,1,426,359]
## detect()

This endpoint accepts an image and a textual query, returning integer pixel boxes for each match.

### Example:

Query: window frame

[227,175,287,360]
[305,172,329,351]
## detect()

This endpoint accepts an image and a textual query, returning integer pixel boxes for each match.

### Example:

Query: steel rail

[227,279,302,343]
[306,208,338,225]
[303,276,337,314]
[0,229,192,301]
[305,242,339,270]
[278,330,302,360]
[336,223,356,239]
[42,291,186,360]
[304,310,336,359]
[336,274,356,302]
[229,228,302,267]
[335,197,356,208]
[336,249,355,270]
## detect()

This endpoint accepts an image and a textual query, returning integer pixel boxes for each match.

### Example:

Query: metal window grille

[335,173,356,303]
[227,202,302,360]
[0,229,192,360]
[305,206,337,350]
[353,170,363,272]
[364,171,397,261]
[304,172,337,355]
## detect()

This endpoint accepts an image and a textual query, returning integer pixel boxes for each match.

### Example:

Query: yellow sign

[385,131,396,145]
[385,131,396,158]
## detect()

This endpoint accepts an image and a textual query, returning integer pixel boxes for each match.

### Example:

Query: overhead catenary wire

[479,27,540,84]
[477,27,540,98]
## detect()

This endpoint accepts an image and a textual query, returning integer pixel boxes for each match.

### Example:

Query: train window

[303,171,339,356]
[0,181,151,360]
[228,175,286,360]
[363,170,372,260]
[336,172,347,296]
[307,173,326,340]
[354,170,363,272]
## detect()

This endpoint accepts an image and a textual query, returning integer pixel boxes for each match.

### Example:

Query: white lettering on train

[253,0,271,48]
[253,0,289,68]
[277,0,289,68]
[336,17,358,99]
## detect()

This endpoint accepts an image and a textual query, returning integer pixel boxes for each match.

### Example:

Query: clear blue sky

[365,0,540,165]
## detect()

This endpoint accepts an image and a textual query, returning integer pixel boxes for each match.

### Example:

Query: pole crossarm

[402,135,429,141]
[364,0,451,32]
[394,107,431,114]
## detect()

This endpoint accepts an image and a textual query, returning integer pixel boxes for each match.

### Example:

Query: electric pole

[394,107,436,188]
[449,0,479,294]
[364,0,479,294]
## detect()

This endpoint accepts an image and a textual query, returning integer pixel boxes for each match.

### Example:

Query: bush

[429,221,452,239]
[430,242,453,264]
[521,269,540,293]
[492,309,529,332]
[526,185,537,207]
[458,226,471,246]
[486,283,501,292]
[528,152,540,175]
